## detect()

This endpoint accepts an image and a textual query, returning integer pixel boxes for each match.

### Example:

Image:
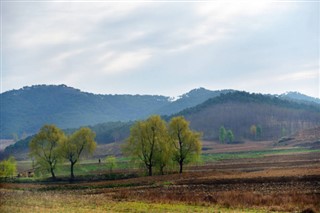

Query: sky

[1,1,319,98]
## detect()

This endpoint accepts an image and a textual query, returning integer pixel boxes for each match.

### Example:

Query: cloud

[97,49,152,75]
[2,1,319,98]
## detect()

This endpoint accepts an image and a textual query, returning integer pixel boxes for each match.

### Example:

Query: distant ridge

[1,84,319,139]
[174,91,320,140]
[278,91,320,104]
[3,90,320,160]
[1,84,170,138]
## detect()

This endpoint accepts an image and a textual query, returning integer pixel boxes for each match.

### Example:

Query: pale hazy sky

[1,1,319,98]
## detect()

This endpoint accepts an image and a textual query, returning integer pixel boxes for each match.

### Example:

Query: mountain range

[1,84,319,140]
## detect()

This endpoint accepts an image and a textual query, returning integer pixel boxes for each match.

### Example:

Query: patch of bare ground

[202,140,273,154]
[191,152,320,173]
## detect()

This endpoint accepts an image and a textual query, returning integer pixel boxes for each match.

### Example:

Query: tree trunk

[50,167,56,179]
[160,165,165,175]
[70,162,75,179]
[148,165,152,176]
[179,160,183,174]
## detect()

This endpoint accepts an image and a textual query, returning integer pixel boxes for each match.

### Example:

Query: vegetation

[125,115,169,176]
[124,115,202,175]
[1,84,170,139]
[29,125,65,179]
[219,126,226,143]
[2,85,319,140]
[176,91,320,140]
[169,116,202,173]
[226,129,234,143]
[61,127,97,179]
[0,156,17,178]
[105,156,117,172]
[219,127,234,143]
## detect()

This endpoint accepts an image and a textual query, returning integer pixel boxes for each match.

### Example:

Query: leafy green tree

[0,156,17,178]
[219,126,226,143]
[169,116,202,174]
[29,125,65,179]
[105,156,117,172]
[250,125,257,140]
[256,125,262,140]
[226,130,234,143]
[124,115,169,176]
[61,127,97,179]
[156,132,172,175]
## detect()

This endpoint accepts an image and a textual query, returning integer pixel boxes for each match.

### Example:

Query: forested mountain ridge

[2,90,320,160]
[174,91,320,140]
[278,91,320,104]
[1,85,170,138]
[155,88,234,115]
[0,85,241,139]
[1,84,319,139]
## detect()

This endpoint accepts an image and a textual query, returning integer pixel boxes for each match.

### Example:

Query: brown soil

[1,151,320,212]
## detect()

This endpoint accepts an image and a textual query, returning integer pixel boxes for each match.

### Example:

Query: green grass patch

[201,148,320,162]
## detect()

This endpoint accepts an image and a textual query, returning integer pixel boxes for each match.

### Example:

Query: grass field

[1,189,272,213]
[1,141,319,212]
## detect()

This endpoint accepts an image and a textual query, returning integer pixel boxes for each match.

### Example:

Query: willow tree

[29,125,65,179]
[169,116,202,174]
[61,127,96,179]
[0,156,17,178]
[125,115,169,176]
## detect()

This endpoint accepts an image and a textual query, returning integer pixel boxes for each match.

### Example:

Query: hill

[174,91,320,141]
[1,85,231,139]
[276,126,320,149]
[4,91,320,160]
[279,91,320,104]
[1,85,170,139]
[1,84,319,141]
[156,88,234,115]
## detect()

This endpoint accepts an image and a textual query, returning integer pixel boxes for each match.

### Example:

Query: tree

[226,130,234,143]
[156,132,172,175]
[105,156,117,172]
[250,125,257,140]
[124,115,169,176]
[256,125,262,140]
[29,125,65,179]
[169,116,202,174]
[219,126,226,143]
[0,156,17,178]
[61,127,97,179]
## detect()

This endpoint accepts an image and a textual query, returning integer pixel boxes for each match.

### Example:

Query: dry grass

[1,151,319,212]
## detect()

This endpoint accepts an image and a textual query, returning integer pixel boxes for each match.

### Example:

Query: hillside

[3,91,320,160]
[1,85,319,140]
[1,85,170,139]
[175,91,320,141]
[276,126,320,149]
[156,88,234,115]
[279,92,320,104]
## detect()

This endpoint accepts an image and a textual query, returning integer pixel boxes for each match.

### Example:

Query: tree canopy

[124,115,202,175]
[169,116,202,174]
[0,156,17,178]
[29,125,65,179]
[61,127,97,179]
[125,115,169,176]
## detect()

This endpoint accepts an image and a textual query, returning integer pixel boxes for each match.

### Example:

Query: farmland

[1,140,320,212]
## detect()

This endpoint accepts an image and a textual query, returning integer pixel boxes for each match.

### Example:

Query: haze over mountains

[1,84,320,141]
